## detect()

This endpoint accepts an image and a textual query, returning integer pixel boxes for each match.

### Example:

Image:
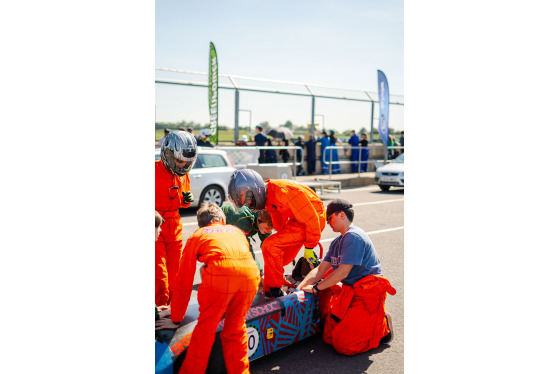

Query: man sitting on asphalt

[297,198,396,355]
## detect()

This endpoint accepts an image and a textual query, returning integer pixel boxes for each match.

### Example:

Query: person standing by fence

[348,130,360,173]
[319,130,330,174]
[304,134,317,175]
[294,136,305,176]
[329,130,342,174]
[388,134,399,159]
[279,139,290,163]
[359,133,369,172]
[264,139,277,163]
[254,126,267,163]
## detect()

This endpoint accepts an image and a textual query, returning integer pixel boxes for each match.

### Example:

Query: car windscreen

[193,154,227,169]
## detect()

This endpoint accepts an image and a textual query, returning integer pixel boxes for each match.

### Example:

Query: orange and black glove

[182,191,194,204]
[304,248,319,269]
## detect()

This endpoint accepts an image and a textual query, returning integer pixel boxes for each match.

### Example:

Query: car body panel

[155,291,320,374]
[375,154,404,188]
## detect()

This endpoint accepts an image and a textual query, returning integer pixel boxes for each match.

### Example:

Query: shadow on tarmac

[371,188,404,195]
[179,207,198,218]
[250,333,390,374]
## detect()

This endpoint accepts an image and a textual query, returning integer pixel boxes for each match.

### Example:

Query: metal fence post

[292,145,297,180]
[234,89,240,142]
[358,146,362,177]
[328,146,332,180]
[310,95,315,135]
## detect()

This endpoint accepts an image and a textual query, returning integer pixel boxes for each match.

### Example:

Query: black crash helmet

[227,169,266,211]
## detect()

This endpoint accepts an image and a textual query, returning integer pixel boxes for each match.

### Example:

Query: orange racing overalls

[262,179,326,292]
[155,160,191,306]
[323,274,396,355]
[170,223,260,374]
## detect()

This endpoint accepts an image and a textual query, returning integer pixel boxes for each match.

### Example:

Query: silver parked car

[155,148,236,207]
[375,153,404,192]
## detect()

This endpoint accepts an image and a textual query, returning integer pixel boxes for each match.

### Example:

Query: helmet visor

[228,189,256,213]
[173,153,197,176]
[227,195,242,214]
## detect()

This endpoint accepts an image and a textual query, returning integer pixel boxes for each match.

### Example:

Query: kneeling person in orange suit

[155,202,260,374]
[297,199,396,355]
[228,169,326,298]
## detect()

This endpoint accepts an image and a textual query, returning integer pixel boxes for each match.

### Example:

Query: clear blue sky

[156,0,404,133]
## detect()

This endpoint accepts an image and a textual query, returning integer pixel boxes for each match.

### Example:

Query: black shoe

[379,313,393,344]
[264,287,284,298]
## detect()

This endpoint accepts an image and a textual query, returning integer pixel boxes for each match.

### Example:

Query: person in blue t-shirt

[297,198,395,354]
[254,125,268,163]
[298,199,382,289]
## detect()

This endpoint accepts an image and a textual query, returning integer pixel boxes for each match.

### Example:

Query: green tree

[258,121,270,129]
[283,120,293,129]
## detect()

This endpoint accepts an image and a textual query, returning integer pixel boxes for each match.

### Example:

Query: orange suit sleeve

[170,234,199,323]
[179,174,192,209]
[280,186,322,248]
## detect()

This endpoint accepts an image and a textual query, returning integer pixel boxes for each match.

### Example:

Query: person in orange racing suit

[155,130,198,306]
[227,169,326,298]
[155,202,260,374]
[297,199,395,355]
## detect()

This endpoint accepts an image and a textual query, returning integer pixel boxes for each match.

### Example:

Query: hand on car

[155,318,179,330]
[157,305,171,319]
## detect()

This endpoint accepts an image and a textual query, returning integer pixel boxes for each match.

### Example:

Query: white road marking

[252,226,404,254]
[339,186,380,192]
[182,199,403,226]
[353,198,404,207]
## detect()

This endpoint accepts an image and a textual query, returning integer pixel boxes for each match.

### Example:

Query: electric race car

[155,245,325,374]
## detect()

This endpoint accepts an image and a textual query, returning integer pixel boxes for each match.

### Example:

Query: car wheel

[199,185,225,207]
[379,185,391,192]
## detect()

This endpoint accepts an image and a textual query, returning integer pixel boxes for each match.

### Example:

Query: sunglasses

[327,211,339,224]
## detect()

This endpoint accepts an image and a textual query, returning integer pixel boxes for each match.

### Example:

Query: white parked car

[375,153,404,192]
[155,148,236,207]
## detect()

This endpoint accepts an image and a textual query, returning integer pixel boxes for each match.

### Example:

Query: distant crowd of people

[158,127,215,149]
[388,130,404,160]
[251,126,404,175]
[158,125,404,175]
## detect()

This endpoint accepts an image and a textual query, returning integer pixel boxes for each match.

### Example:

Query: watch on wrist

[313,283,320,293]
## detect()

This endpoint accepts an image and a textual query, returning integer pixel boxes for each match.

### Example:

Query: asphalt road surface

[178,184,404,374]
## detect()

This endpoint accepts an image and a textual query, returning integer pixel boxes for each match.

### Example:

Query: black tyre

[199,185,225,207]
[379,185,391,192]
